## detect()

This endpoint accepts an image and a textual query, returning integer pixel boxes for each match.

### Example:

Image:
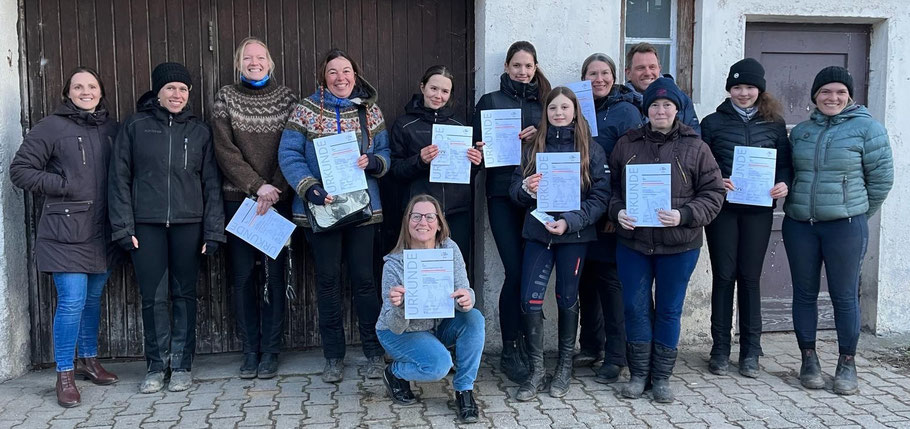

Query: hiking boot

[258,353,278,379]
[322,358,344,383]
[365,355,385,379]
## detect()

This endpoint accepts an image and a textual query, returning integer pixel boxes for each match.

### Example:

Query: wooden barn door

[21,0,474,365]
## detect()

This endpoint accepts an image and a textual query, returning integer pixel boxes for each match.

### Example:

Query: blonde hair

[522,87,594,191]
[233,37,276,83]
[392,194,451,253]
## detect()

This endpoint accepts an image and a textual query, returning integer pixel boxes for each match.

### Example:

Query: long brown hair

[755,91,784,122]
[505,41,551,102]
[522,87,593,190]
[392,194,451,253]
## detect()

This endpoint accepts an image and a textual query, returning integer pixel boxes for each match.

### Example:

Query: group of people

[10,35,893,424]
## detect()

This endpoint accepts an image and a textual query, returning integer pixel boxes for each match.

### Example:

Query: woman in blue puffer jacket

[783,66,893,396]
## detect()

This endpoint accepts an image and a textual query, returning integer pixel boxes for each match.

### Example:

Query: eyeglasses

[408,212,438,223]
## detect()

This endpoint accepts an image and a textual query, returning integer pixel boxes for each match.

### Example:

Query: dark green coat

[784,105,893,222]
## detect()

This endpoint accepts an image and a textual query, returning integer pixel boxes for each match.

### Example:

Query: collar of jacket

[594,84,638,111]
[55,99,110,126]
[404,93,455,123]
[136,90,196,123]
[546,124,576,149]
[499,73,539,102]
[810,103,868,126]
[633,119,699,144]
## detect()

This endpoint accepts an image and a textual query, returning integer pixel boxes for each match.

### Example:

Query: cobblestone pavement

[1,331,909,428]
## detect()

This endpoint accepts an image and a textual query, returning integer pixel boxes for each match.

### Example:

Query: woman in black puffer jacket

[390,65,484,261]
[700,59,791,379]
[472,41,551,384]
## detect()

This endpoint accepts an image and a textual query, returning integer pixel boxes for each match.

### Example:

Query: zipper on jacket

[675,156,689,185]
[166,115,173,227]
[809,120,832,222]
[184,138,188,170]
[77,136,86,165]
[842,175,848,204]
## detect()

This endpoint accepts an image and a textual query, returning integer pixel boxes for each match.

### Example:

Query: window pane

[625,42,671,73]
[625,0,672,39]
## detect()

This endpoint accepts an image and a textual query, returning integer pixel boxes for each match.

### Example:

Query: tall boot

[549,303,579,398]
[515,312,546,401]
[651,343,678,403]
[621,342,651,399]
[500,339,530,384]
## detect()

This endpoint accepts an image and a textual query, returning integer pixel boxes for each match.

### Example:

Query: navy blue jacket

[625,74,701,136]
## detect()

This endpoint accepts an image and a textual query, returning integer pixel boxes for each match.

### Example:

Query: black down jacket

[10,101,120,273]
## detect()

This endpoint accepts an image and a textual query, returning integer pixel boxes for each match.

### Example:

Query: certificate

[430,124,473,184]
[480,109,522,167]
[536,152,581,212]
[225,198,297,259]
[313,131,367,195]
[565,80,599,137]
[626,163,671,227]
[727,146,776,207]
[404,248,455,320]
[530,208,556,225]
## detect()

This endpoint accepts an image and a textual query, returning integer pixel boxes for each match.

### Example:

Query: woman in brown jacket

[10,67,120,408]
[608,78,724,403]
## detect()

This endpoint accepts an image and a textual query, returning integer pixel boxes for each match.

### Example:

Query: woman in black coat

[10,67,120,408]
[390,65,484,263]
[700,58,791,378]
[108,62,225,394]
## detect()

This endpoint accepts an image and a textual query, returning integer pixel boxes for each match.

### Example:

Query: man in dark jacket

[624,42,700,135]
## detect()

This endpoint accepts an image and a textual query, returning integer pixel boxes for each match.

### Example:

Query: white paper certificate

[225,198,297,259]
[530,208,556,225]
[313,131,367,195]
[727,146,776,207]
[536,152,581,212]
[480,109,522,167]
[430,124,473,184]
[566,80,599,137]
[404,248,455,320]
[626,163,672,227]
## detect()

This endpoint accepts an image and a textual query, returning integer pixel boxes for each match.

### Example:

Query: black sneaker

[239,353,258,379]
[258,353,278,379]
[455,390,479,423]
[382,365,417,405]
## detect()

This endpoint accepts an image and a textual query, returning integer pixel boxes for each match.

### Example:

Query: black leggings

[225,199,290,354]
[132,223,202,372]
[578,258,627,366]
[704,206,772,358]
[304,224,383,359]
[487,196,524,342]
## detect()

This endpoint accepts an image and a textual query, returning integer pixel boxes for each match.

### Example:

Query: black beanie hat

[726,58,766,93]
[642,77,685,111]
[152,62,193,95]
[811,66,853,103]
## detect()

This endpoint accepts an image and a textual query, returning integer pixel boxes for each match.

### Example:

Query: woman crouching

[375,194,484,423]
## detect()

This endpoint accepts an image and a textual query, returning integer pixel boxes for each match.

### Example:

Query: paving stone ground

[1,331,909,428]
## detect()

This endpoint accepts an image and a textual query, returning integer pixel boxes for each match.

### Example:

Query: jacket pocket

[842,175,848,204]
[38,200,94,244]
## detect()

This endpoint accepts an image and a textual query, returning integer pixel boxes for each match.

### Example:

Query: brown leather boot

[56,370,81,408]
[75,357,119,385]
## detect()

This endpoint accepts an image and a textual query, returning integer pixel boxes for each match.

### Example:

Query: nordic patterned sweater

[212,80,298,201]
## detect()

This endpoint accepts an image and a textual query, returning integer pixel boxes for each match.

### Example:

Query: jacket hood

[54,99,111,126]
[403,93,456,122]
[810,103,869,125]
[312,76,380,109]
[136,90,197,122]
[595,84,638,111]
[499,73,540,102]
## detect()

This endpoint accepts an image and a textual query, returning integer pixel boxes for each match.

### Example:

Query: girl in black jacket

[700,58,791,378]
[10,67,120,408]
[108,62,225,394]
[472,41,551,384]
[390,65,484,262]
[509,86,610,401]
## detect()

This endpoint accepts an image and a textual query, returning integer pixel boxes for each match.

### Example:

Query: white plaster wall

[0,0,30,380]
[695,0,910,335]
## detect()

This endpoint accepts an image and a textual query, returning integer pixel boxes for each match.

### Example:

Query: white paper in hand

[226,198,297,259]
[404,248,455,319]
[313,131,368,195]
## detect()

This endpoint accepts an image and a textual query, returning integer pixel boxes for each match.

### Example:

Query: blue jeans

[782,215,868,356]
[616,243,700,348]
[52,271,111,372]
[376,309,485,391]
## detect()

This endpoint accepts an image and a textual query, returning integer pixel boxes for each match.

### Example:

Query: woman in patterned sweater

[212,37,298,380]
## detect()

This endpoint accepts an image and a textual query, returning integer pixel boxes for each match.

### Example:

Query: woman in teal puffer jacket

[783,66,893,396]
